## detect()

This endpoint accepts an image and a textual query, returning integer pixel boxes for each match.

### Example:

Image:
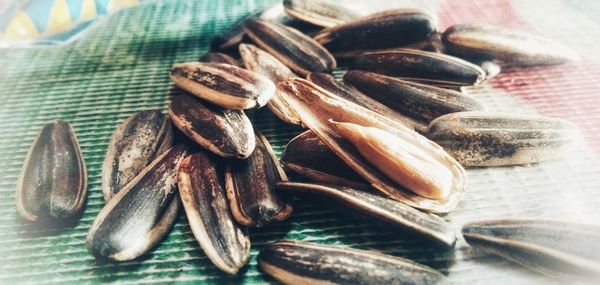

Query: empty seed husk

[199,52,239,66]
[225,132,292,227]
[427,112,580,166]
[178,150,251,274]
[258,240,447,285]
[349,49,486,87]
[314,9,437,53]
[277,78,467,213]
[279,182,457,247]
[87,144,187,261]
[211,3,285,50]
[282,0,361,28]
[307,72,414,129]
[244,19,336,76]
[169,94,255,159]
[102,110,174,202]
[16,121,87,222]
[239,43,302,125]
[442,24,579,66]
[170,62,275,109]
[331,122,453,200]
[462,219,600,280]
[281,130,368,189]
[344,70,484,133]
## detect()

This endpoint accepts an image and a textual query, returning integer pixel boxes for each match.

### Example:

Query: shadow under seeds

[16,206,85,238]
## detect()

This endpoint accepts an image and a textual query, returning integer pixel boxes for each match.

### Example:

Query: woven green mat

[1,1,600,284]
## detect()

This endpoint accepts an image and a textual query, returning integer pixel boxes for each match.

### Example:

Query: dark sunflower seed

[211,4,285,50]
[199,52,239,66]
[170,62,275,109]
[426,112,581,166]
[178,151,250,274]
[168,94,255,159]
[442,24,579,66]
[281,130,368,189]
[307,72,413,128]
[16,121,87,222]
[349,49,486,87]
[225,132,292,227]
[313,9,437,53]
[282,0,361,28]
[244,19,336,76]
[87,144,187,261]
[239,43,301,125]
[278,182,457,247]
[102,110,173,202]
[258,240,447,285]
[344,70,484,133]
[462,219,600,280]
[332,32,444,65]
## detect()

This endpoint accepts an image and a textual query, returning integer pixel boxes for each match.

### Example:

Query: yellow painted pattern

[46,0,75,35]
[108,0,140,13]
[3,9,40,40]
[79,0,98,22]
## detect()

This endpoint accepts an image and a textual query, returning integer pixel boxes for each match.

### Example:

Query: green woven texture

[1,1,600,284]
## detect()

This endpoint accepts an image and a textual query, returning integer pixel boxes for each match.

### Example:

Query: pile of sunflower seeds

[15,0,600,284]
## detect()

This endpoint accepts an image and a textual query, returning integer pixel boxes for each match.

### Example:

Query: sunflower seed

[178,150,250,274]
[442,24,579,66]
[211,4,285,50]
[462,219,600,280]
[277,78,467,213]
[102,110,173,202]
[282,0,361,28]
[16,121,87,222]
[332,32,444,65]
[314,9,437,53]
[344,70,484,133]
[426,112,580,166]
[239,43,297,83]
[168,94,255,159]
[281,130,368,189]
[258,240,447,285]
[225,132,292,227]
[199,52,239,66]
[239,43,302,125]
[349,49,486,87]
[279,182,457,247]
[244,19,336,76]
[87,144,187,261]
[307,72,414,129]
[170,62,275,109]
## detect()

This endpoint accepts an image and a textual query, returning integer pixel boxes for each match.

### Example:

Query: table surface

[1,0,600,284]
